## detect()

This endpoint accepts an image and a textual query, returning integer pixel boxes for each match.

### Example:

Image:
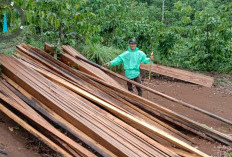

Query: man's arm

[105,56,123,66]
[141,53,153,64]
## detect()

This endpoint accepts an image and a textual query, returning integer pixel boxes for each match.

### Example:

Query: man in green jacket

[105,39,153,96]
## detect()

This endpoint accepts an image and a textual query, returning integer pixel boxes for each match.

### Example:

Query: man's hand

[150,52,153,61]
[105,62,110,66]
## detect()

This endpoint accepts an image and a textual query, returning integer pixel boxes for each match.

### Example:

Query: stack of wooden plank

[0,53,178,156]
[140,63,214,87]
[60,45,232,144]
[0,43,231,157]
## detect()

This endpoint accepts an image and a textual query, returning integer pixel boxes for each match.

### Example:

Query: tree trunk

[162,0,165,22]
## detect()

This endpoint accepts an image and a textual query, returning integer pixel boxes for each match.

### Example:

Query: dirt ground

[0,111,41,157]
[0,73,232,157]
[142,73,232,157]
[0,111,59,157]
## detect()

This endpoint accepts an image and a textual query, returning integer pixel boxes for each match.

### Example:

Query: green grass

[227,152,232,157]
[0,38,19,55]
[77,44,124,72]
[0,34,125,73]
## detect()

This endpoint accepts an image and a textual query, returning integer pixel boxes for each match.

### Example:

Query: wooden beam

[27,59,209,157]
[43,44,123,89]
[140,63,214,87]
[17,47,194,146]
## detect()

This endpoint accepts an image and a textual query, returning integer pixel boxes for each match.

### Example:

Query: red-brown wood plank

[0,54,170,157]
[62,45,123,89]
[140,63,214,87]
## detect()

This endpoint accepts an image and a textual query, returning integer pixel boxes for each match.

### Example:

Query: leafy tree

[1,0,232,73]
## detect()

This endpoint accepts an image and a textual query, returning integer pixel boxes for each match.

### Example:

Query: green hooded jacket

[110,46,151,79]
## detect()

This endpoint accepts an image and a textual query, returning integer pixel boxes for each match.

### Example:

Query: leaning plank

[0,103,72,157]
[0,53,206,156]
[25,64,177,156]
[140,63,214,87]
[43,44,123,89]
[29,60,210,157]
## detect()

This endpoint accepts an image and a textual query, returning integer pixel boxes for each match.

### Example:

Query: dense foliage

[1,0,232,73]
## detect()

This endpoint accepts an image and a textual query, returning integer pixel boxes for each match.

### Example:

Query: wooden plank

[0,81,96,157]
[44,43,56,54]
[0,54,150,157]
[17,44,183,141]
[60,53,104,81]
[15,44,232,152]
[2,75,116,157]
[50,134,83,157]
[1,53,205,156]
[140,63,214,87]
[61,45,123,89]
[18,50,195,146]
[28,44,122,89]
[62,50,232,126]
[14,51,179,156]
[49,55,195,145]
[19,44,232,146]
[17,57,169,157]
[0,103,72,157]
[60,63,232,146]
[26,58,209,157]
[166,147,199,157]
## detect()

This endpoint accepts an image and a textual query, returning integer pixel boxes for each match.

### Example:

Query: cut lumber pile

[60,45,232,139]
[0,43,230,157]
[59,45,232,144]
[140,63,214,87]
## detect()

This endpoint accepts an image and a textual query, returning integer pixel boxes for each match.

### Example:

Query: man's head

[129,38,137,51]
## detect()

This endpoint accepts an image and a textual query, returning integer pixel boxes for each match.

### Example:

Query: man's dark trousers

[127,76,142,96]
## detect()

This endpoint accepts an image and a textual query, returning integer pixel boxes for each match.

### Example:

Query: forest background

[0,0,232,74]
